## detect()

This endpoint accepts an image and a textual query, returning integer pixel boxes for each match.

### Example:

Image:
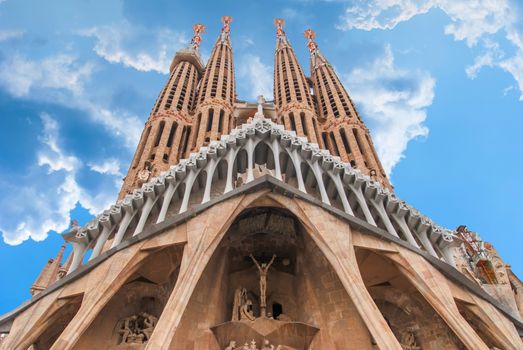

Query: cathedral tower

[273,19,323,146]
[304,29,391,189]
[30,243,66,296]
[188,16,236,152]
[119,24,206,198]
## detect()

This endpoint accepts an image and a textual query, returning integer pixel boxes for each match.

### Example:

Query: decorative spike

[221,16,232,34]
[304,29,318,53]
[274,18,285,38]
[190,23,205,50]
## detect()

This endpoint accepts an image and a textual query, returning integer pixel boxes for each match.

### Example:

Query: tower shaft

[273,19,323,147]
[188,16,236,152]
[304,29,391,189]
[119,25,205,198]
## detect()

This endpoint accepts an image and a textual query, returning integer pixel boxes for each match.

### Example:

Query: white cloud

[0,114,119,245]
[0,52,142,148]
[0,53,93,97]
[338,0,523,100]
[37,113,81,173]
[344,45,435,175]
[238,54,273,100]
[89,158,122,176]
[0,30,23,41]
[80,22,187,74]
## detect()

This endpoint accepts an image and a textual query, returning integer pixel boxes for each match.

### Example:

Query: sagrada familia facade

[0,17,522,350]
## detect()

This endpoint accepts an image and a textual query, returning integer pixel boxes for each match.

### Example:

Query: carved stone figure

[232,287,247,321]
[399,328,421,350]
[118,315,137,344]
[240,299,255,321]
[250,339,257,350]
[250,254,276,317]
[261,339,275,350]
[140,312,157,340]
[224,340,236,350]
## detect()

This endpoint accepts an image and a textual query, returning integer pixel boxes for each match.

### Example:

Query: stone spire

[273,19,323,147]
[304,29,391,189]
[30,242,66,295]
[119,23,206,198]
[188,16,236,152]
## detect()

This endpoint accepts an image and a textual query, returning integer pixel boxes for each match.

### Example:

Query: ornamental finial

[304,29,318,53]
[274,18,286,38]
[221,16,233,34]
[190,23,205,50]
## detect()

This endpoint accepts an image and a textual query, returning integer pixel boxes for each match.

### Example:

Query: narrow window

[132,126,151,168]
[300,112,308,136]
[340,128,351,155]
[329,131,339,156]
[207,109,214,132]
[154,121,165,147]
[218,109,225,133]
[289,112,297,132]
[166,122,178,148]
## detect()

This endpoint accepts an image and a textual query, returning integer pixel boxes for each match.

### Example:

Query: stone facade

[1,17,522,350]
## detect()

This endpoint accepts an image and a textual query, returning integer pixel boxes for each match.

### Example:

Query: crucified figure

[250,253,276,317]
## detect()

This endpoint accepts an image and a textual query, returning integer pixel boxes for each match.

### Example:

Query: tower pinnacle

[220,16,232,42]
[189,23,205,50]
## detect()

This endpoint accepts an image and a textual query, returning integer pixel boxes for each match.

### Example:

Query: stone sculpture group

[224,339,281,350]
[118,312,158,345]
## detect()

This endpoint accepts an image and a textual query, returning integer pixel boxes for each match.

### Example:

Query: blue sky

[0,0,522,314]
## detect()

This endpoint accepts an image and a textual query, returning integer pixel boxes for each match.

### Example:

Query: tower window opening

[178,126,188,159]
[154,121,165,147]
[322,132,328,150]
[192,114,202,149]
[300,112,308,136]
[289,112,297,132]
[207,109,214,132]
[340,128,351,155]
[329,131,339,156]
[132,125,151,168]
[352,128,362,154]
[218,109,225,133]
[163,153,168,162]
[166,122,178,148]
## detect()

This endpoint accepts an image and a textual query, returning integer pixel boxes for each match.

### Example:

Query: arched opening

[233,149,248,188]
[322,173,344,212]
[355,248,466,349]
[253,141,276,178]
[172,207,371,349]
[300,162,321,200]
[188,170,207,207]
[74,246,183,349]
[279,151,297,188]
[455,300,505,349]
[209,159,228,198]
[26,295,83,350]
[161,183,186,221]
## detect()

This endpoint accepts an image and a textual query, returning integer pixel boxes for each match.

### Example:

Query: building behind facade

[0,17,522,350]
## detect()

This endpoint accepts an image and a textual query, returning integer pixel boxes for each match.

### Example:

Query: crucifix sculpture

[250,253,276,317]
